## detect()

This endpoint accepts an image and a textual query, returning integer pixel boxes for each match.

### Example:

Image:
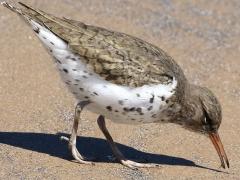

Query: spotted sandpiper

[2,2,229,169]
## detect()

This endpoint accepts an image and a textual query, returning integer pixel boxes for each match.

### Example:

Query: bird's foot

[107,155,148,163]
[71,145,95,165]
[120,159,160,170]
[60,135,95,165]
[109,156,158,169]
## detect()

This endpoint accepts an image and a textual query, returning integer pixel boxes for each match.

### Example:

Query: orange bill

[209,132,229,169]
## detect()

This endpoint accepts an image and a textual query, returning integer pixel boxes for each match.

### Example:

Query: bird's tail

[1,1,80,34]
[1,1,84,45]
[1,2,46,25]
[1,1,43,16]
[1,1,23,15]
[1,1,48,35]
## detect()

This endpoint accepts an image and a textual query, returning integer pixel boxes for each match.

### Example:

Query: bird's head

[182,85,229,168]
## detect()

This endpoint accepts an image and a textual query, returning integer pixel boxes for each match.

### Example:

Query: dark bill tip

[209,132,229,169]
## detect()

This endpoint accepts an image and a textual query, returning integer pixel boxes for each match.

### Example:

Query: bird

[2,2,229,169]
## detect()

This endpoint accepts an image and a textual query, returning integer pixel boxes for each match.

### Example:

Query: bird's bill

[209,131,229,168]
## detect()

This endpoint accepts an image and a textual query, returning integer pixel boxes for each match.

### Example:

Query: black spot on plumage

[84,96,89,99]
[149,94,155,103]
[166,100,169,104]
[136,93,140,97]
[33,28,39,34]
[43,36,46,39]
[161,96,165,101]
[82,75,88,79]
[93,92,98,96]
[115,110,119,113]
[147,106,153,111]
[63,69,68,73]
[70,57,77,61]
[131,118,136,121]
[57,60,62,64]
[136,107,144,115]
[72,69,77,71]
[136,107,142,113]
[79,88,84,91]
[75,79,80,82]
[118,100,124,105]
[50,41,55,45]
[129,107,136,111]
[106,106,112,111]
[123,107,129,112]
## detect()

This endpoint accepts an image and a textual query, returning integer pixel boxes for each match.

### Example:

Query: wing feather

[3,2,187,97]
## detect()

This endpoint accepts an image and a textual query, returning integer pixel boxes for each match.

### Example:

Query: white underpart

[30,21,178,124]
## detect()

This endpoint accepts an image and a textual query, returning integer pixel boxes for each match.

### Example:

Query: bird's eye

[204,117,207,124]
[203,116,212,125]
[202,108,212,125]
[202,108,216,132]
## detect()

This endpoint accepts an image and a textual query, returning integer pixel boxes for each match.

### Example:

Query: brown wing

[6,2,187,92]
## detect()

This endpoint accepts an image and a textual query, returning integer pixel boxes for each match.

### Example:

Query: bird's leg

[61,101,94,165]
[97,115,159,169]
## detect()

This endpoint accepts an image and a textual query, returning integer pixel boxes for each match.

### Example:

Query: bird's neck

[174,84,203,125]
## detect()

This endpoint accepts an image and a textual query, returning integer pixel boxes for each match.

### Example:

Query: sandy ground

[0,0,240,179]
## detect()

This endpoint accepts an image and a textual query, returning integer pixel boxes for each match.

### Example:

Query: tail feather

[1,2,41,24]
[18,2,36,11]
[1,1,86,44]
[2,2,79,32]
[2,1,42,16]
[1,1,22,15]
[2,2,68,52]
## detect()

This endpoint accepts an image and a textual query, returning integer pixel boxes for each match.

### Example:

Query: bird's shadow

[0,131,224,172]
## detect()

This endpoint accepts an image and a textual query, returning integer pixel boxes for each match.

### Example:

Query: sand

[0,0,240,179]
